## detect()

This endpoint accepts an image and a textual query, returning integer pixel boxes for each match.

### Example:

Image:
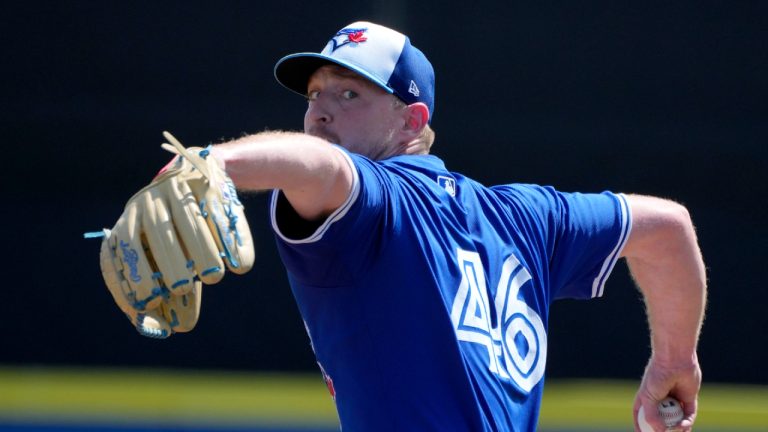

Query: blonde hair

[416,124,436,153]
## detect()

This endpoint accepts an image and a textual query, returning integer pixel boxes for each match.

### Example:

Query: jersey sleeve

[493,185,632,300]
[269,146,391,286]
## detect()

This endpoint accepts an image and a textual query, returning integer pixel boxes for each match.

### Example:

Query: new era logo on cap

[408,80,420,97]
[274,21,435,122]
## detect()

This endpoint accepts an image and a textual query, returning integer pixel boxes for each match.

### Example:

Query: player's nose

[305,99,332,125]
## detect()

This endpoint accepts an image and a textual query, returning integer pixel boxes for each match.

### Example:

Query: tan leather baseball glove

[94,132,254,338]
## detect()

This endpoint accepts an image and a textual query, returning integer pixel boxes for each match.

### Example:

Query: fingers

[635,395,667,432]
[634,357,701,432]
[678,396,698,430]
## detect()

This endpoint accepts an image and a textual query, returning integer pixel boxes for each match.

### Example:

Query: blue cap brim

[274,52,395,98]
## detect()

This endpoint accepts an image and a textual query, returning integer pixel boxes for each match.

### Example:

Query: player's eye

[341,90,358,100]
[306,90,319,102]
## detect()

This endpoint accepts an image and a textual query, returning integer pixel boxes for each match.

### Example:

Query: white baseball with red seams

[638,397,684,431]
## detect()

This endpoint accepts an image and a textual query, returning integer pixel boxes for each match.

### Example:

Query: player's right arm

[209,131,354,221]
[620,194,706,432]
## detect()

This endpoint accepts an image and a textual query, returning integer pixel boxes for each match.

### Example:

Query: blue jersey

[270,148,631,431]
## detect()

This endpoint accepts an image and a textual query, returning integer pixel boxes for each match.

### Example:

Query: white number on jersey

[450,249,547,393]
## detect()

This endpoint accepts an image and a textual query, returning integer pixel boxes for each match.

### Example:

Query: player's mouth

[305,126,340,145]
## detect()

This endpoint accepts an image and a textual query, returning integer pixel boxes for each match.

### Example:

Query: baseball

[638,397,684,431]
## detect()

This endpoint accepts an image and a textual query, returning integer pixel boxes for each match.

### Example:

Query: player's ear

[402,102,429,138]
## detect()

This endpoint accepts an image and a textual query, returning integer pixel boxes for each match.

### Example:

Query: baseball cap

[274,21,435,122]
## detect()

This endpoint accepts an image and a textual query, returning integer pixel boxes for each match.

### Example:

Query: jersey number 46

[450,249,547,393]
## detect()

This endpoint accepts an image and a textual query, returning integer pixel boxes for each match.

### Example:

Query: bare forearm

[210,131,333,189]
[210,131,353,219]
[628,253,706,364]
[624,197,707,364]
[623,196,706,430]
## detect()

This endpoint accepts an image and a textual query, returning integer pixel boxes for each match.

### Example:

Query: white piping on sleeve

[270,146,361,244]
[591,193,632,298]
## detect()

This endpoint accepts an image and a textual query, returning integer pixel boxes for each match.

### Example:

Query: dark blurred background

[2,2,765,385]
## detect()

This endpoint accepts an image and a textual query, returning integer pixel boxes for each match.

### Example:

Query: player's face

[304,65,406,160]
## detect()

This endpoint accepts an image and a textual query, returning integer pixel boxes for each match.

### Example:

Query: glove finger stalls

[198,167,255,275]
[100,227,171,339]
[113,301,171,339]
[168,177,225,285]
[160,280,202,333]
[135,308,173,339]
[141,187,196,295]
[222,176,255,275]
[112,201,165,311]
[98,135,255,340]
[99,230,136,316]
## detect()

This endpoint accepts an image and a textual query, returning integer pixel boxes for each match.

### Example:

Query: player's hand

[633,354,702,431]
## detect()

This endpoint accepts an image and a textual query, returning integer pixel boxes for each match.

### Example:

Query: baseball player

[98,21,706,431]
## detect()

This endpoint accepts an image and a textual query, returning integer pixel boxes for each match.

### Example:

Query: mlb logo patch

[437,175,456,197]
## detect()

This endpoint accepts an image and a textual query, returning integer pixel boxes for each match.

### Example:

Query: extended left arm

[620,195,707,432]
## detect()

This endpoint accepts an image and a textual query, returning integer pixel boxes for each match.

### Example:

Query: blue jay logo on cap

[329,27,368,52]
